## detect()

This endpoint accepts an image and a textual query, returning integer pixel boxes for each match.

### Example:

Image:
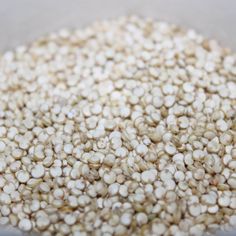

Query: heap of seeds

[0,16,235,236]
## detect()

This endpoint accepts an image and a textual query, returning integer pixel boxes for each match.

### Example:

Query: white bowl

[0,0,236,52]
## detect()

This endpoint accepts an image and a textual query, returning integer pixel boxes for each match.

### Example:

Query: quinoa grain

[0,16,235,236]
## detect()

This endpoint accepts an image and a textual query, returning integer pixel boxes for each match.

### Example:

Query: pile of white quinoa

[0,16,235,236]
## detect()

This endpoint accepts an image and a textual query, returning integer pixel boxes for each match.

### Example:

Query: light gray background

[0,0,235,235]
[0,0,236,52]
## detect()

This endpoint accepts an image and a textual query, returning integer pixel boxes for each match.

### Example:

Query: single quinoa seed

[0,15,235,236]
